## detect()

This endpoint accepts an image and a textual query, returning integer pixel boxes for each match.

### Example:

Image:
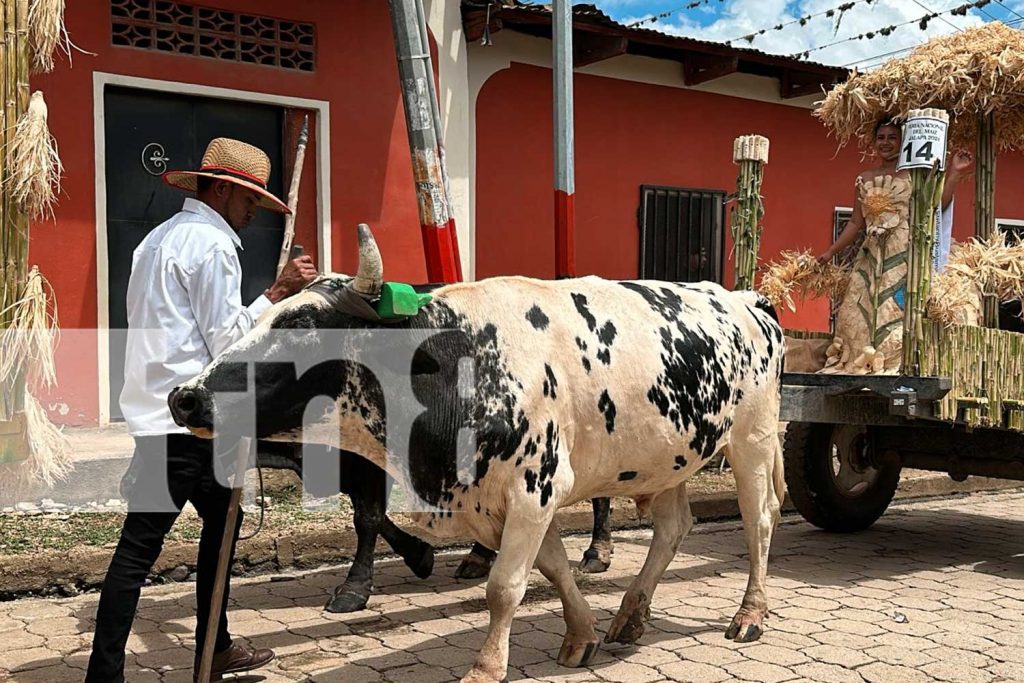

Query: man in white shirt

[86,138,316,683]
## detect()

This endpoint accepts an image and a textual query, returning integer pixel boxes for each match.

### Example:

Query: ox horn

[351,223,384,298]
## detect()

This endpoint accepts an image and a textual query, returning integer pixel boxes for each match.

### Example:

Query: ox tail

[734,289,780,325]
[754,294,779,325]
[736,290,785,385]
[735,289,779,324]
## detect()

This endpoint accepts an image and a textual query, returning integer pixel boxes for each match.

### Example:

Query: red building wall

[474,62,1024,331]
[30,0,431,424]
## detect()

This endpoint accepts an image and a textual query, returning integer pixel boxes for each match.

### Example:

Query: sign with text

[898,114,949,171]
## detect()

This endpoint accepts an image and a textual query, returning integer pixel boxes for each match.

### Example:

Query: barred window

[111,0,316,72]
[638,185,724,283]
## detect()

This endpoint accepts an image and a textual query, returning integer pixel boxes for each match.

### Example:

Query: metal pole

[387,0,462,283]
[553,0,576,278]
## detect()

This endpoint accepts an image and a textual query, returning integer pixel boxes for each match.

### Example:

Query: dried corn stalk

[816,22,1024,152]
[758,250,850,312]
[927,235,1024,326]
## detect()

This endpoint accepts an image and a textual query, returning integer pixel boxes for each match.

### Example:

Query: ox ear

[350,223,383,299]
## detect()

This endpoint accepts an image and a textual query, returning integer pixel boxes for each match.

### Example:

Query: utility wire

[725,0,880,45]
[790,0,993,59]
[845,13,1022,67]
[626,0,725,29]
[995,0,1024,22]
[909,0,965,31]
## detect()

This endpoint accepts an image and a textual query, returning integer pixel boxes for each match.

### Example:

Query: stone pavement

[2,490,1023,683]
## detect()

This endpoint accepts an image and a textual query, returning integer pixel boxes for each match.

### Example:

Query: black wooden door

[105,86,285,419]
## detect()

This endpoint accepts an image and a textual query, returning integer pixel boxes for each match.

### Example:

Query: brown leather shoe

[193,643,275,682]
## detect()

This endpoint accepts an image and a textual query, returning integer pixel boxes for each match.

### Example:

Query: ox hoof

[604,592,650,645]
[578,545,611,574]
[454,551,494,580]
[324,588,370,614]
[459,667,506,683]
[725,609,765,643]
[405,542,435,580]
[558,636,600,668]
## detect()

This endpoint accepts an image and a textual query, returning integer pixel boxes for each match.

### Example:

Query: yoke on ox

[170,225,786,683]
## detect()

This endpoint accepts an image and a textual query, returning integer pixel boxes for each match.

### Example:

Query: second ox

[170,225,786,683]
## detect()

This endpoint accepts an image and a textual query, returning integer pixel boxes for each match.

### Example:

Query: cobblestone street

[2,490,1022,683]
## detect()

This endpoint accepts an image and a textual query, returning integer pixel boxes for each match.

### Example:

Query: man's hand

[949,149,974,176]
[815,251,833,265]
[265,255,317,303]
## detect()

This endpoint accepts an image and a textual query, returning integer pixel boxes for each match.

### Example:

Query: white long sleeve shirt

[119,198,272,436]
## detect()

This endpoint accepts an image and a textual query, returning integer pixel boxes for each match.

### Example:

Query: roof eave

[462,1,849,99]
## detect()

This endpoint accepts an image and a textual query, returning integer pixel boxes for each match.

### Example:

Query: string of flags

[791,0,994,60]
[729,0,880,45]
[627,0,725,29]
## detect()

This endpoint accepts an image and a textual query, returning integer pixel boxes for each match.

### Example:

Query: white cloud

[614,0,992,67]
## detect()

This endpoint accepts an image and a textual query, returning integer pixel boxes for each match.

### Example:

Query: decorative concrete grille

[111,0,316,72]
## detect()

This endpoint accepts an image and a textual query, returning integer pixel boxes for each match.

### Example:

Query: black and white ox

[170,225,786,683]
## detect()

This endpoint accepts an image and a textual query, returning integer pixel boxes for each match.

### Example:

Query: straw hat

[163,138,291,214]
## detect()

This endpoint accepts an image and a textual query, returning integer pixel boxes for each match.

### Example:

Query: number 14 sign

[897,113,949,171]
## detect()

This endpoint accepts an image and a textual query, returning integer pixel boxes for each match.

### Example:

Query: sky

[586,0,1024,68]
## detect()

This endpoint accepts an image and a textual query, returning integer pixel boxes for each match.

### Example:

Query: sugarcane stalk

[976,111,998,327]
[730,135,769,291]
[902,109,948,375]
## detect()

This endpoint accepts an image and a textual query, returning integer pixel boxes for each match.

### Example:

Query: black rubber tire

[783,422,901,532]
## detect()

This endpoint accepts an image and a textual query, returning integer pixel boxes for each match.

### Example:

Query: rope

[237,465,265,541]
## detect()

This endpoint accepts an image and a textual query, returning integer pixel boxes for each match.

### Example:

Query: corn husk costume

[821,174,911,375]
[757,22,1024,377]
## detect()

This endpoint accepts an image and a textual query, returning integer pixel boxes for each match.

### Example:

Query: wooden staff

[276,114,309,278]
[197,113,312,681]
[196,437,252,683]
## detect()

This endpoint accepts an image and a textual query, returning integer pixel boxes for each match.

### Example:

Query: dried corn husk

[816,22,1024,152]
[758,249,850,312]
[927,235,1024,326]
[7,91,62,220]
[0,267,70,497]
[28,0,69,73]
[0,266,57,389]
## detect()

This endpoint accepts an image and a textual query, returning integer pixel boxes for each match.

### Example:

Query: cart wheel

[783,422,901,532]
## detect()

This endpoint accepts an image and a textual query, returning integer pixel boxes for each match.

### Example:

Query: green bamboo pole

[0,0,13,421]
[902,109,948,375]
[730,135,769,291]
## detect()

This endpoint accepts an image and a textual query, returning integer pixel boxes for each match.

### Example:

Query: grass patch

[0,469,734,556]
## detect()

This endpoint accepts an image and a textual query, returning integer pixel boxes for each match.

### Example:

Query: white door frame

[93,72,332,425]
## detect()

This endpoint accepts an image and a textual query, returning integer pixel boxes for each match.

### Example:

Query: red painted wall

[474,62,1024,331]
[30,0,430,424]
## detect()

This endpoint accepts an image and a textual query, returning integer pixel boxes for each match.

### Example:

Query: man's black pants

[85,434,243,683]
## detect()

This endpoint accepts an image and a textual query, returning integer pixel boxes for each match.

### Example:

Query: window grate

[111,0,315,72]
[638,185,724,283]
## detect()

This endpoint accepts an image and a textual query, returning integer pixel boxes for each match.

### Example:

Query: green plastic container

[376,282,433,318]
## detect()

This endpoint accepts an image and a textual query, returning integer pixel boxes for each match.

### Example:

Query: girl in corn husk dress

[816,119,973,375]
